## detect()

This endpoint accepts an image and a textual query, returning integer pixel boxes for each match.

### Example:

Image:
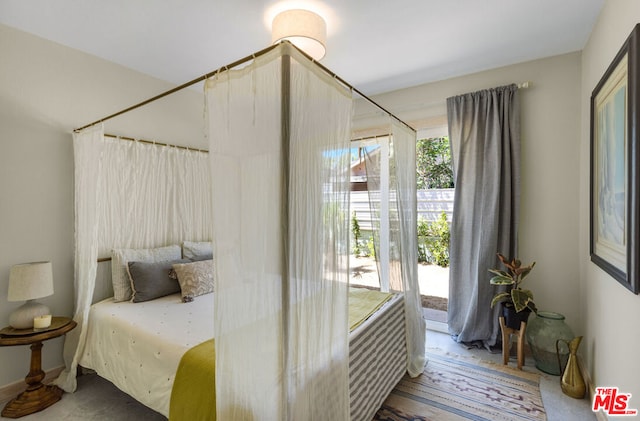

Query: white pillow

[111,245,181,302]
[182,241,213,260]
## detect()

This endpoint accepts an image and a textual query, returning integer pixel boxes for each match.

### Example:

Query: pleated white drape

[206,44,352,420]
[391,121,427,377]
[54,125,105,392]
[55,127,213,392]
[364,120,426,377]
[93,139,212,255]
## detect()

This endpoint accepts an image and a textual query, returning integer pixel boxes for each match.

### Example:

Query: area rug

[373,348,546,421]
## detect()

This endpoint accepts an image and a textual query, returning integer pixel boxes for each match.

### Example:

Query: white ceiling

[0,0,604,95]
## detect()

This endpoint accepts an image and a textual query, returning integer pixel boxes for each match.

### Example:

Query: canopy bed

[53,42,425,420]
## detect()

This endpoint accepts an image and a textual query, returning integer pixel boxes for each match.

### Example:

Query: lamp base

[9,301,50,329]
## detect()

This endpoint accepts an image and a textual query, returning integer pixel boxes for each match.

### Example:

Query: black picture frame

[590,23,640,294]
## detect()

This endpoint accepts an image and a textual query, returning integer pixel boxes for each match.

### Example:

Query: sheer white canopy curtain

[59,41,424,420]
[363,121,426,377]
[446,84,521,349]
[206,44,352,420]
[55,125,213,392]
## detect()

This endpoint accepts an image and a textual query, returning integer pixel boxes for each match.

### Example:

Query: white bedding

[79,293,214,417]
[79,290,405,419]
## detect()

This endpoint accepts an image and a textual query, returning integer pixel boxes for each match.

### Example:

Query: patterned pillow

[111,245,182,302]
[172,259,214,302]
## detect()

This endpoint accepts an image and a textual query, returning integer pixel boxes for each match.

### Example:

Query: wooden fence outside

[350,188,454,231]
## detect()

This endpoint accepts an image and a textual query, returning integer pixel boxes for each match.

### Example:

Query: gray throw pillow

[182,241,212,260]
[190,253,213,262]
[112,245,182,302]
[128,258,190,302]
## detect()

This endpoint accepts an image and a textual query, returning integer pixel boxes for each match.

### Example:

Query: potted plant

[489,253,537,329]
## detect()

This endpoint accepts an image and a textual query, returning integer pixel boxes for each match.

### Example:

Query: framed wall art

[590,23,640,294]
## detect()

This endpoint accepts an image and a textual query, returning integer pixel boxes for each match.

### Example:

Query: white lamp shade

[272,9,326,61]
[8,261,54,302]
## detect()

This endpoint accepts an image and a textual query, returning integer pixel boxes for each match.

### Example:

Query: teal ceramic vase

[525,311,574,375]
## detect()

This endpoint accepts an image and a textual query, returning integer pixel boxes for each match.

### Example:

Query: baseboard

[585,381,610,421]
[580,357,607,421]
[594,410,608,421]
[0,366,64,404]
[425,319,448,334]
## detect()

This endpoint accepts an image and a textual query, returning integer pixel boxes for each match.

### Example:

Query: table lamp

[7,261,54,329]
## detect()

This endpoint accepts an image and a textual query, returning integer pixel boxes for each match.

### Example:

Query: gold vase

[556,336,586,399]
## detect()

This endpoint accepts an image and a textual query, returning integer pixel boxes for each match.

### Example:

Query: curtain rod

[351,133,392,142]
[74,41,415,134]
[75,43,280,132]
[104,133,208,153]
[290,46,416,133]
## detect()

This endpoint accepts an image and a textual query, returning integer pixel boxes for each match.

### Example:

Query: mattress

[79,290,405,418]
[79,293,214,416]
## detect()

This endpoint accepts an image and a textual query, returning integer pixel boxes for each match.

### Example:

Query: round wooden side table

[0,316,76,418]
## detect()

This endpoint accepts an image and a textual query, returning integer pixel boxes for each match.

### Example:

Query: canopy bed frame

[54,41,425,421]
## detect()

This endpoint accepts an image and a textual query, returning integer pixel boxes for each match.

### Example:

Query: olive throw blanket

[169,339,216,421]
[168,287,393,420]
[348,287,393,331]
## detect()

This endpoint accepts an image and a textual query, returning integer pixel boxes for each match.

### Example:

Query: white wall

[0,24,203,388]
[358,52,583,330]
[580,0,640,400]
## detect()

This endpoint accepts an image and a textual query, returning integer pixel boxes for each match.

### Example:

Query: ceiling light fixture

[271,9,327,61]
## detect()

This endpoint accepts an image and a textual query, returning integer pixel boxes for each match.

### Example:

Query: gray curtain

[446,84,520,348]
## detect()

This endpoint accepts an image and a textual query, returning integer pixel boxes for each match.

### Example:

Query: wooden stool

[499,316,526,370]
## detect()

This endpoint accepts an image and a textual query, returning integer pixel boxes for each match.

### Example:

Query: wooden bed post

[280,51,291,420]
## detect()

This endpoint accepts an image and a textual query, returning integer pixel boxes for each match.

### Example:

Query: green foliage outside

[417,211,450,267]
[416,136,454,189]
[351,212,363,256]
[350,211,376,258]
[367,236,376,258]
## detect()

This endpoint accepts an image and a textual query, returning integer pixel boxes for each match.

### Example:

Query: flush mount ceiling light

[271,9,327,61]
